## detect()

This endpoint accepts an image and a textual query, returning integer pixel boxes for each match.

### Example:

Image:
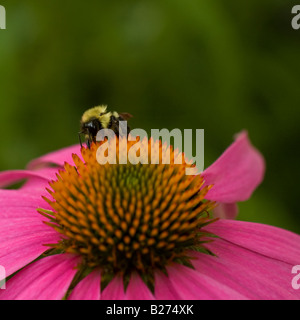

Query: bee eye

[84,122,94,129]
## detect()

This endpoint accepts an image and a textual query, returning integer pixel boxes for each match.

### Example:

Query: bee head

[81,118,102,136]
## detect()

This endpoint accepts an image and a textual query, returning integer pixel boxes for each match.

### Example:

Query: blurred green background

[0,0,299,233]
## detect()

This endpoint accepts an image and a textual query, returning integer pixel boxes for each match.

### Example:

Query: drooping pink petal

[68,270,101,300]
[163,264,247,300]
[125,273,155,300]
[156,219,300,300]
[20,177,50,196]
[0,217,60,279]
[0,191,47,219]
[206,219,300,265]
[0,190,60,279]
[101,276,126,300]
[0,254,79,300]
[27,144,82,170]
[191,237,300,300]
[0,168,58,189]
[0,190,52,213]
[213,203,239,219]
[154,271,182,299]
[0,217,54,236]
[201,131,265,203]
[0,206,42,219]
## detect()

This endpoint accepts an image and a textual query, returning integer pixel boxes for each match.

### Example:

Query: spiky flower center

[40,137,216,289]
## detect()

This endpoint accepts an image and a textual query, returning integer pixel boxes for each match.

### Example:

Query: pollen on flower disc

[40,137,216,289]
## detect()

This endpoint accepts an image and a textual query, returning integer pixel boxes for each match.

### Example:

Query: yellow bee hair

[81,105,120,129]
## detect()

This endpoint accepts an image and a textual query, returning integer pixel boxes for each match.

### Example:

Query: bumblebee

[79,105,132,148]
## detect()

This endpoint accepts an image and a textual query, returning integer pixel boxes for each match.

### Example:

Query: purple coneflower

[0,132,299,300]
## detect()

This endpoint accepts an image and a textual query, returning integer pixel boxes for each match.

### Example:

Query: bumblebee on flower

[0,118,299,299]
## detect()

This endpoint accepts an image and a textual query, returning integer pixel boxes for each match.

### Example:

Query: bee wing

[118,112,133,120]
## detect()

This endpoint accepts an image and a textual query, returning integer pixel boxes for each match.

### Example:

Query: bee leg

[78,132,83,148]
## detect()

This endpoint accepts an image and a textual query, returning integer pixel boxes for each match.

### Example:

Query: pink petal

[213,203,239,219]
[0,169,57,189]
[125,273,155,300]
[0,254,79,300]
[101,276,126,300]
[0,191,60,278]
[155,219,300,300]
[0,217,60,279]
[201,131,265,203]
[0,217,54,237]
[191,237,300,299]
[68,270,101,300]
[0,189,52,212]
[0,206,42,219]
[27,144,82,170]
[206,219,300,265]
[154,271,182,300]
[163,264,247,300]
[20,178,50,196]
